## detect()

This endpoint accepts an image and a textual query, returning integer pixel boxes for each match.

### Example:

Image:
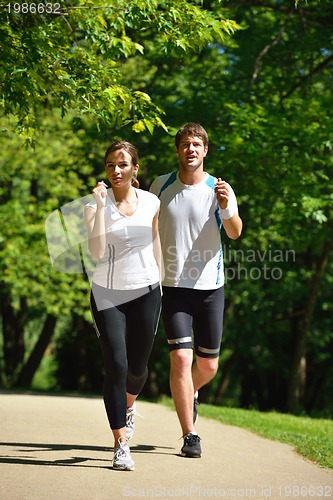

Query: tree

[0,0,239,143]
[116,0,333,413]
[0,0,240,387]
[1,0,332,416]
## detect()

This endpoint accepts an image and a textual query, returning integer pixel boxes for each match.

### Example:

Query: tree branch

[248,14,291,94]
[282,54,333,100]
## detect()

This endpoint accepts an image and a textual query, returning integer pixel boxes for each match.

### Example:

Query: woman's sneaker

[180,432,202,458]
[112,438,135,471]
[126,403,136,440]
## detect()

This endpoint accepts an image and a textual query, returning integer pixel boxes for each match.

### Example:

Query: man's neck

[178,167,206,186]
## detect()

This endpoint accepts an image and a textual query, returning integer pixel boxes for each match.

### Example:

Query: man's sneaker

[193,391,199,425]
[180,432,202,458]
[126,403,136,440]
[112,438,135,471]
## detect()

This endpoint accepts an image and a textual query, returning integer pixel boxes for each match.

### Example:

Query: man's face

[176,135,208,172]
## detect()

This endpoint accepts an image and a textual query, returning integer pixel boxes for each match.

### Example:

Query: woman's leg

[90,290,128,447]
[125,286,161,397]
[90,285,161,447]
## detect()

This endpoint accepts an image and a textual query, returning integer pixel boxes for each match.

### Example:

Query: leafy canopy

[0,0,240,142]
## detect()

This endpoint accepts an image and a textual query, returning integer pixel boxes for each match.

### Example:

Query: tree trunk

[15,314,57,388]
[286,239,331,413]
[1,291,27,385]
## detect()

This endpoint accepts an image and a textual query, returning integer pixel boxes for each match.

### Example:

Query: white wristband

[220,206,235,220]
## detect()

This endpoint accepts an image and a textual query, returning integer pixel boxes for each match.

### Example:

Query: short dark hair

[175,123,209,148]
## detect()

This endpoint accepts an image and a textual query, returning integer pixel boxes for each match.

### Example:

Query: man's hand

[215,177,230,209]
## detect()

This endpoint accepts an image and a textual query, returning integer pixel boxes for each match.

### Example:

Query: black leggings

[90,283,161,430]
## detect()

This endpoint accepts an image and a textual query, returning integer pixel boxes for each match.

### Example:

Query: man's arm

[215,177,243,240]
[222,214,243,240]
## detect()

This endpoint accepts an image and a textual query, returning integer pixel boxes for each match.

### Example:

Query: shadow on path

[0,441,176,469]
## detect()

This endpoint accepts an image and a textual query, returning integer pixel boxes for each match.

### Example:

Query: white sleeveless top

[86,188,160,290]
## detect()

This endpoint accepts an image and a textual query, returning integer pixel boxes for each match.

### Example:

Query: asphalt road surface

[1,392,332,499]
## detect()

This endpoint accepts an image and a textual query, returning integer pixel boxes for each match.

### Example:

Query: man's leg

[192,286,224,393]
[169,352,218,435]
[169,348,195,436]
[192,356,219,393]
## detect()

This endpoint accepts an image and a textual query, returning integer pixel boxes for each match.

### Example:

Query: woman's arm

[84,181,108,260]
[152,210,163,287]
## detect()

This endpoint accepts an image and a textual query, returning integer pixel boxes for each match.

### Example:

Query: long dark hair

[104,141,140,188]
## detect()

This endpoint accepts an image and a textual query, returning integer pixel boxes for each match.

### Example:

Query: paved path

[1,393,332,499]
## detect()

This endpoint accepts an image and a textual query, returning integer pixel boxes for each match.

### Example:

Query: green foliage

[0,0,240,388]
[0,0,240,142]
[0,0,332,416]
[0,114,91,316]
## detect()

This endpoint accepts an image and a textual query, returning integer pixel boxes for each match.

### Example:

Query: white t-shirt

[150,171,238,289]
[86,188,160,290]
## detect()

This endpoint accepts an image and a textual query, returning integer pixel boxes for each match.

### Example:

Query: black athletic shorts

[161,286,224,358]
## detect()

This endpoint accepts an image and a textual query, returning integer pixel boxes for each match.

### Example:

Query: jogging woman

[84,141,162,471]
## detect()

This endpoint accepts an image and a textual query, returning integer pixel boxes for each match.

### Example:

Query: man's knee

[170,348,193,374]
[196,357,219,379]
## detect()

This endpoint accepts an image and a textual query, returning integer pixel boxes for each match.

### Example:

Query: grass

[160,397,333,469]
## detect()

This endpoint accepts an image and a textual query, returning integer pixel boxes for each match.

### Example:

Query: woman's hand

[93,181,108,208]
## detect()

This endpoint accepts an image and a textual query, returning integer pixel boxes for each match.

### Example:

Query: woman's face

[105,149,139,188]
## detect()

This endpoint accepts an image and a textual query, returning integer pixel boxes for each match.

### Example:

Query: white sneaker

[112,438,135,471]
[126,403,135,440]
[126,402,142,440]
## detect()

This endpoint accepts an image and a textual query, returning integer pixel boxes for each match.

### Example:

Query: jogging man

[150,123,242,458]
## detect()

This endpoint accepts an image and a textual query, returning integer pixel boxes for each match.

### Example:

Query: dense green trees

[1,0,238,141]
[1,0,332,415]
[0,0,238,380]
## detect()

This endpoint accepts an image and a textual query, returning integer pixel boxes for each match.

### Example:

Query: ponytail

[132,176,140,188]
